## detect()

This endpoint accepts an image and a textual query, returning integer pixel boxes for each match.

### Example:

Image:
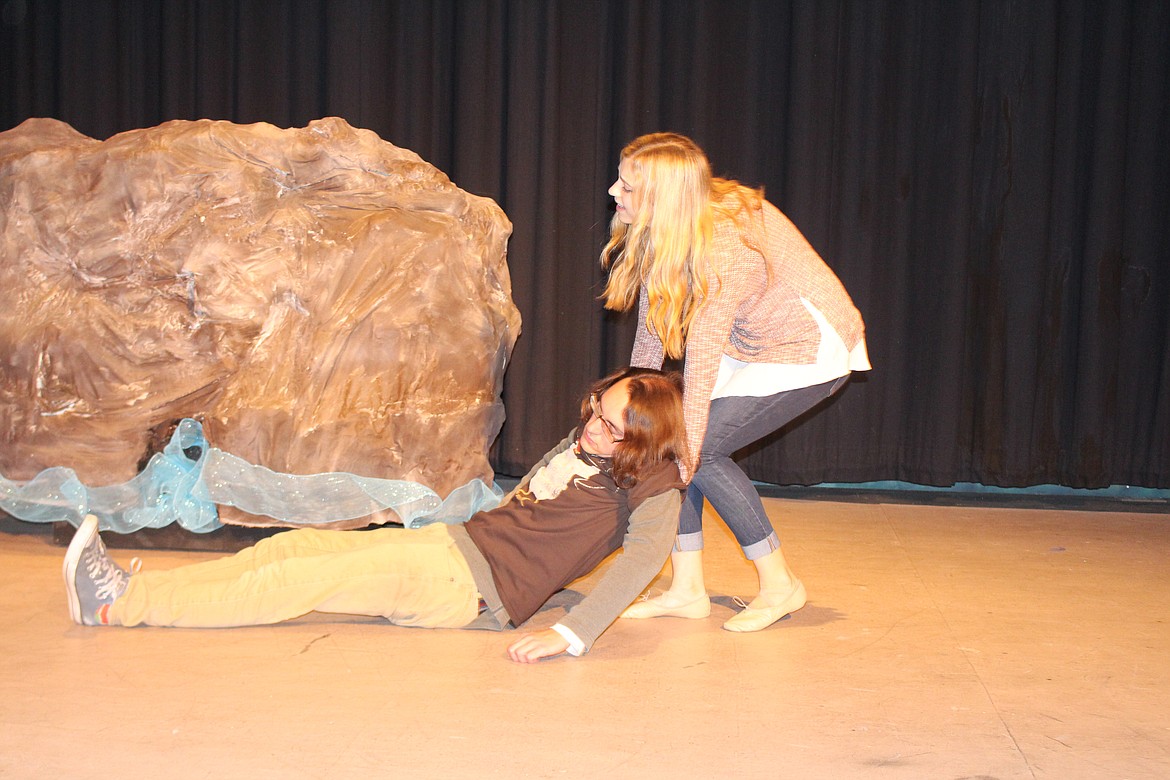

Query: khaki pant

[108,523,480,629]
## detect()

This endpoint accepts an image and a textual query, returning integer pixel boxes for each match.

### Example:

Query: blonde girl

[604,132,870,632]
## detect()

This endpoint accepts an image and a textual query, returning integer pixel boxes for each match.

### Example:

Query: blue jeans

[678,376,848,560]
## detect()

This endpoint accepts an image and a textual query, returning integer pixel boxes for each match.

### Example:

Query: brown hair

[577,367,687,488]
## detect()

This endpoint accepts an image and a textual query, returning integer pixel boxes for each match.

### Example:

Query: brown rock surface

[0,117,519,526]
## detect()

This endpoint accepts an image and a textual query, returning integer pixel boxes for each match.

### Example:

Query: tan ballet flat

[722,579,807,632]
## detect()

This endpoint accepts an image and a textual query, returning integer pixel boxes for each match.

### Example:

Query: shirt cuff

[551,623,587,657]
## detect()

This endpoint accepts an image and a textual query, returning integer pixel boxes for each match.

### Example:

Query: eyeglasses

[589,393,625,443]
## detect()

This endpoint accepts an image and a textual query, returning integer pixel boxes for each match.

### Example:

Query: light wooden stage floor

[2,497,1167,779]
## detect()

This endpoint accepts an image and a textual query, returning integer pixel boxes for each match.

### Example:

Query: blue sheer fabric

[0,419,502,533]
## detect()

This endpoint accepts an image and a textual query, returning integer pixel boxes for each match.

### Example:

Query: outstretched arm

[503,488,678,662]
[553,488,680,653]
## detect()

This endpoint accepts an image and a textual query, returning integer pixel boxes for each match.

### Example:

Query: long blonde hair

[601,133,761,358]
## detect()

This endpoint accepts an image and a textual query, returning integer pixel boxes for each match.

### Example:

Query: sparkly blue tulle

[0,419,502,533]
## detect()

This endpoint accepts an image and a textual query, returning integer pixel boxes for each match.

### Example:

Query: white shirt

[711,298,871,399]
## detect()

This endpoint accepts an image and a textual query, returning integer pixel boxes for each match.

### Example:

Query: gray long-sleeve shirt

[449,432,683,652]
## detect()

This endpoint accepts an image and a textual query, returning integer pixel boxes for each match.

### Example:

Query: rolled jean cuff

[742,531,781,561]
[675,531,704,553]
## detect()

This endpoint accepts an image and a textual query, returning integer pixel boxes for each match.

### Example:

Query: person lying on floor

[63,367,687,663]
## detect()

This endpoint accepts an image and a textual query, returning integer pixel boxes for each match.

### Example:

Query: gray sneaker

[63,514,135,625]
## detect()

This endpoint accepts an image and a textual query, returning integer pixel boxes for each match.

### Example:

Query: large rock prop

[0,117,520,527]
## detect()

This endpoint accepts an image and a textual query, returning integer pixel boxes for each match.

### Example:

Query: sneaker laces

[83,544,133,601]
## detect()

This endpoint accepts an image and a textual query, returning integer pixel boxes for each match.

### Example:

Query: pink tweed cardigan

[630,199,866,475]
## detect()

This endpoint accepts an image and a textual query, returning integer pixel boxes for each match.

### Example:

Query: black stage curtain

[2,0,1167,488]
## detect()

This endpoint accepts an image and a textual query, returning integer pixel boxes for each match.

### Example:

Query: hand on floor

[507,628,570,663]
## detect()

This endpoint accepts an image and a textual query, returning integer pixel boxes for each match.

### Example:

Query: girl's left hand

[506,629,570,663]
